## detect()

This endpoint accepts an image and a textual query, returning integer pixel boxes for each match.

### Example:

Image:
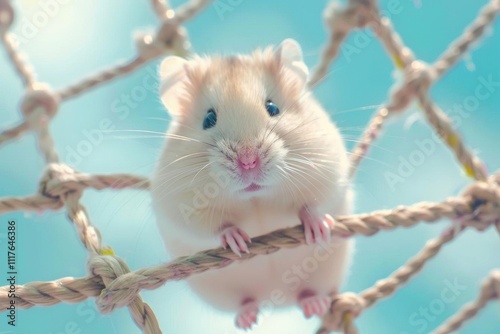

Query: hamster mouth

[243,183,263,192]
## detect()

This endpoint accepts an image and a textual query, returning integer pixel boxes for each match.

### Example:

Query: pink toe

[324,214,335,228]
[299,295,332,318]
[236,301,258,329]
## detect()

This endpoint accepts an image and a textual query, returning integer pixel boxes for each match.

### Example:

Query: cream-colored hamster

[151,39,353,330]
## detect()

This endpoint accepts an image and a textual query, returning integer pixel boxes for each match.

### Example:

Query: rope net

[0,0,499,333]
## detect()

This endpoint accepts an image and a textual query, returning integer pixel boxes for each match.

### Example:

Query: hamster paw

[299,206,334,245]
[298,294,332,319]
[235,300,259,330]
[220,224,251,257]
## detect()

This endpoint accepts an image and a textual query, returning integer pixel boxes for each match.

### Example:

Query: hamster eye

[265,100,280,117]
[203,108,217,130]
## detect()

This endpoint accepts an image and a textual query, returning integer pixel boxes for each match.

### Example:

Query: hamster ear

[274,39,309,87]
[159,56,189,116]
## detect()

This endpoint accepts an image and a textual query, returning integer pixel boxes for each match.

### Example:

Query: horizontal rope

[2,171,498,314]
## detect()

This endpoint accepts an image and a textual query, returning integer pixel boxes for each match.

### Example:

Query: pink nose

[237,149,260,170]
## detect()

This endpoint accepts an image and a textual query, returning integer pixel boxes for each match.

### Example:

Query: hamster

[151,39,354,330]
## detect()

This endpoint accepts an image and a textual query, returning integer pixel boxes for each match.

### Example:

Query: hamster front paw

[220,223,251,257]
[299,206,335,245]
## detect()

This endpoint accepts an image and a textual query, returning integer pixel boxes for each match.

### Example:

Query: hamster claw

[299,206,334,245]
[220,225,251,257]
[235,301,259,330]
[298,294,332,318]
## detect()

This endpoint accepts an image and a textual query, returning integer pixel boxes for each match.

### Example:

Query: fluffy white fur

[151,39,353,312]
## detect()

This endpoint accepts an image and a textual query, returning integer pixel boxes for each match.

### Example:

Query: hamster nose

[237,149,260,170]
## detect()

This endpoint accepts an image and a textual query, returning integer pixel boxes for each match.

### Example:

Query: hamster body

[151,39,353,329]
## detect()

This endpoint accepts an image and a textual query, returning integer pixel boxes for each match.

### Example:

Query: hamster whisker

[342,138,395,154]
[287,159,334,186]
[153,173,213,202]
[152,163,209,192]
[287,158,332,180]
[190,161,216,186]
[287,154,338,172]
[347,154,395,169]
[266,115,322,148]
[153,156,210,179]
[164,133,218,148]
[104,129,168,136]
[277,166,308,206]
[287,153,334,170]
[164,152,210,169]
[145,116,170,122]
[155,167,208,189]
[288,149,346,163]
[106,135,167,141]
[283,164,326,199]
[288,147,337,154]
[276,166,302,206]
[103,128,217,148]
[332,104,383,116]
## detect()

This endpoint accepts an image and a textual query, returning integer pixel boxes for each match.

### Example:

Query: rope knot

[137,16,190,60]
[320,293,365,333]
[155,18,190,56]
[389,60,433,112]
[135,32,166,60]
[89,253,162,332]
[0,0,13,32]
[457,172,500,233]
[324,0,377,34]
[348,0,378,28]
[20,83,60,130]
[39,163,81,201]
[88,253,133,314]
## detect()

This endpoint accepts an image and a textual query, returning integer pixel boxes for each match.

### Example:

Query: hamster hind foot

[235,298,259,330]
[298,290,332,319]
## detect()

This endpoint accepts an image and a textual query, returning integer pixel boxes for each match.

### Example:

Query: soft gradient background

[1,0,499,333]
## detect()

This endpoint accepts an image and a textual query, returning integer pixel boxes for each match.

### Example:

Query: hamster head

[158,39,346,202]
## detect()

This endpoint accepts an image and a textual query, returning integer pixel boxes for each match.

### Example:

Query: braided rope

[344,0,496,181]
[0,276,104,308]
[433,270,500,334]
[0,1,204,333]
[1,173,499,312]
[0,121,29,146]
[432,0,500,79]
[0,0,498,333]
[0,32,35,88]
[416,90,488,180]
[57,57,148,101]
[151,0,172,19]
[0,164,149,214]
[39,164,162,332]
[174,0,213,24]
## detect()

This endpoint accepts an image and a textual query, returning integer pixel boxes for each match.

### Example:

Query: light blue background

[1,0,499,333]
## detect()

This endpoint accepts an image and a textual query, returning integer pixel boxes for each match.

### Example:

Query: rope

[0,0,499,333]
[1,171,499,311]
[433,270,500,334]
[0,32,35,88]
